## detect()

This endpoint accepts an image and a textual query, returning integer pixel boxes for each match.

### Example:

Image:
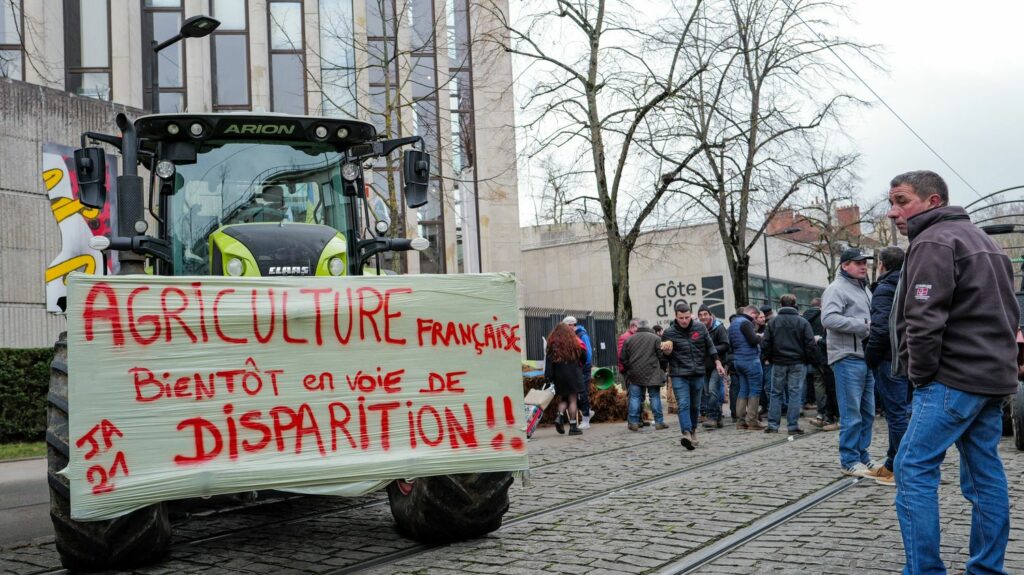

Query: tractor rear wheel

[47,332,171,571]
[386,472,513,542]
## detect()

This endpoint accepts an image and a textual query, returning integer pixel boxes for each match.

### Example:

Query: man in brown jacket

[621,319,669,431]
[888,170,1018,575]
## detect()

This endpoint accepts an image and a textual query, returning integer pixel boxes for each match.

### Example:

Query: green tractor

[48,113,514,570]
[980,223,1024,451]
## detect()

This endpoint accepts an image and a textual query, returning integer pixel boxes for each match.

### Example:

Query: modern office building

[0,0,521,347]
[520,221,831,328]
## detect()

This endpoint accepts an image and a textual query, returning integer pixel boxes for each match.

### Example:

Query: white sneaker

[579,415,591,430]
[841,462,872,478]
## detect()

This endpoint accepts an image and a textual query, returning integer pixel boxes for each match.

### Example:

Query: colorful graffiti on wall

[43,143,119,312]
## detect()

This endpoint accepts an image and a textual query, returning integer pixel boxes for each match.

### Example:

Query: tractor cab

[75,113,430,278]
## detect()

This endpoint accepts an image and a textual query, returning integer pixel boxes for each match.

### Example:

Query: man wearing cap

[887,170,1017,574]
[821,247,879,477]
[698,305,730,429]
[563,316,596,429]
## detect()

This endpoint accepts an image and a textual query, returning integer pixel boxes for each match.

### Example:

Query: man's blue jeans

[895,382,1009,575]
[830,357,875,469]
[768,363,807,431]
[671,375,703,433]
[704,369,725,421]
[628,384,664,425]
[873,360,911,471]
[733,359,763,398]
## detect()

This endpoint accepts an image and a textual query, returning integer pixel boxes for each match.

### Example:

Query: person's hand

[716,361,726,378]
[661,341,673,354]
[814,335,822,343]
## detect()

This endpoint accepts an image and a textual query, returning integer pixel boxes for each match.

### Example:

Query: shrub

[0,348,53,443]
[522,374,629,424]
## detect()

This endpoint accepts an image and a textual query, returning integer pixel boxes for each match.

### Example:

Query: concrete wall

[520,222,830,327]
[0,78,139,348]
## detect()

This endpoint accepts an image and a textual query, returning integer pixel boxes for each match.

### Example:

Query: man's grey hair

[890,170,949,205]
[879,246,905,272]
[779,294,797,308]
[636,319,651,329]
[629,318,641,328]
[743,305,760,317]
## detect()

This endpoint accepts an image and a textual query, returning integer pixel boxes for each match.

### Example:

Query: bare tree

[306,0,466,271]
[531,153,589,225]
[784,149,863,282]
[0,0,62,84]
[487,0,712,331]
[670,0,876,306]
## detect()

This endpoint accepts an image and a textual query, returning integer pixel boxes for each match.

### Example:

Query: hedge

[0,348,53,443]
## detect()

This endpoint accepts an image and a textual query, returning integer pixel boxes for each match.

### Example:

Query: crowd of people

[542,170,1018,574]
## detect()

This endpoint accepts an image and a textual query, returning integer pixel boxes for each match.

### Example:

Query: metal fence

[522,307,617,368]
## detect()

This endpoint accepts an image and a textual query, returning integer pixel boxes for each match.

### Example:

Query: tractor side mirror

[74,147,107,209]
[402,149,430,209]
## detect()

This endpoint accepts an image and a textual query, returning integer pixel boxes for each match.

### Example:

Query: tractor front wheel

[386,472,513,542]
[47,332,172,571]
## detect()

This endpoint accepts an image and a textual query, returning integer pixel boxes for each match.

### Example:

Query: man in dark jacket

[698,305,731,429]
[803,299,838,429]
[888,170,1019,574]
[621,319,669,431]
[761,294,815,434]
[661,302,725,450]
[863,246,910,487]
[757,305,774,415]
[729,305,765,430]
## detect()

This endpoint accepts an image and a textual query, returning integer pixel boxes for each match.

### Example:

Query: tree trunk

[731,252,750,308]
[608,238,633,335]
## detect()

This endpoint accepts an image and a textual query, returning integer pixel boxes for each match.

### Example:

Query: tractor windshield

[167,141,351,275]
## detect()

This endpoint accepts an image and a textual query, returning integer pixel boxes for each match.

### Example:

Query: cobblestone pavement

[1,417,1021,575]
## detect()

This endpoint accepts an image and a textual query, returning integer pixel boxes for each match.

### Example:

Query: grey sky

[516,1,1024,224]
[841,0,1024,209]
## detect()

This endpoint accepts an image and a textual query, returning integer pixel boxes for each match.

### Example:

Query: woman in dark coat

[544,323,586,436]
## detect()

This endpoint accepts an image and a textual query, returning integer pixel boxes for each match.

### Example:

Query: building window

[0,0,23,80]
[268,0,305,114]
[64,0,112,100]
[211,0,251,110]
[318,0,356,117]
[409,0,444,273]
[142,0,187,112]
[447,0,475,272]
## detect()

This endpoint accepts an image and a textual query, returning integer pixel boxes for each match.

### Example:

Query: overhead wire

[778,0,983,199]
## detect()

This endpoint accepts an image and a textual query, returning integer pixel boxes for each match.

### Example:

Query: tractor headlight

[336,127,349,139]
[155,160,176,180]
[341,162,360,181]
[226,258,245,276]
[329,257,345,276]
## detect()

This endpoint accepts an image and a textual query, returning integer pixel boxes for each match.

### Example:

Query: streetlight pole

[762,226,802,306]
[150,15,220,113]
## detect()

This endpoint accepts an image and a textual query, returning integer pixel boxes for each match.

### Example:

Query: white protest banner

[63,273,528,520]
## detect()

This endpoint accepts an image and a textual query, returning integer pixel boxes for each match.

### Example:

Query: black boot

[568,422,582,436]
[554,413,565,434]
